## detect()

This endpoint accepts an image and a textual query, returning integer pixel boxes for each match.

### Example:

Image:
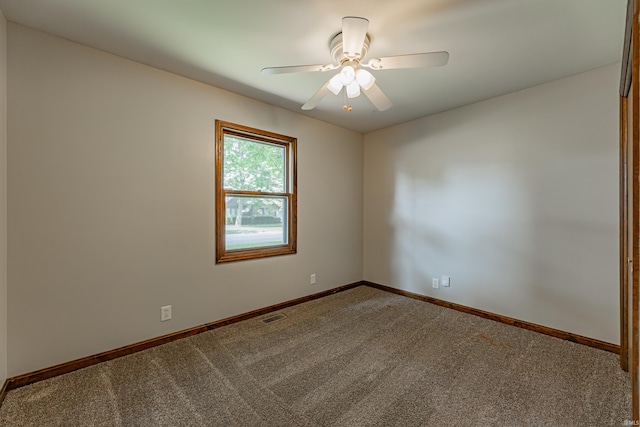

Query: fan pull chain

[342,91,353,112]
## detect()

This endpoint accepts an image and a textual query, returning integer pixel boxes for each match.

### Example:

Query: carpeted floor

[0,286,632,426]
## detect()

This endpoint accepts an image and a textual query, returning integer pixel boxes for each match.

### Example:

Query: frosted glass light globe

[339,65,356,86]
[355,69,375,90]
[327,74,343,95]
[346,80,361,98]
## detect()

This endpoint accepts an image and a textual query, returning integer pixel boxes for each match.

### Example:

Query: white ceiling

[0,0,626,133]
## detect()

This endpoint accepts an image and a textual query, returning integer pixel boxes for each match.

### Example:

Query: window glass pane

[216,120,296,263]
[225,195,288,250]
[223,136,285,192]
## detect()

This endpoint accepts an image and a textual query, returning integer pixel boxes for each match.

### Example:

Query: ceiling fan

[261,17,449,112]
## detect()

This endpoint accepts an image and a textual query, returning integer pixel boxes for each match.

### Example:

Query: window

[215,120,297,263]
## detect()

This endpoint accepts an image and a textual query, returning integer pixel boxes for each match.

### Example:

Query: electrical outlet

[432,278,439,289]
[161,305,172,322]
[442,275,450,287]
[310,274,316,285]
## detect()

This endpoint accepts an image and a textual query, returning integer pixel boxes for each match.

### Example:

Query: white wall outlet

[310,274,316,285]
[432,278,439,289]
[442,275,450,287]
[161,305,172,322]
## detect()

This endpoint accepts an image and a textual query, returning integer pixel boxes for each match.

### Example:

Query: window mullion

[223,190,289,197]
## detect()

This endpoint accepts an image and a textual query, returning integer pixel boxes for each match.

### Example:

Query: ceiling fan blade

[301,82,332,110]
[342,16,369,59]
[364,51,449,70]
[261,64,337,75]
[362,83,393,111]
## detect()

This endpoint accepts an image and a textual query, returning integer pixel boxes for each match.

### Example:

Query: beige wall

[7,24,363,376]
[0,11,6,384]
[364,63,620,344]
[4,21,623,377]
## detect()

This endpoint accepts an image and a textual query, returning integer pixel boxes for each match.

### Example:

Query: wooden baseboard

[4,279,618,394]
[6,281,363,391]
[0,379,8,406]
[364,281,620,354]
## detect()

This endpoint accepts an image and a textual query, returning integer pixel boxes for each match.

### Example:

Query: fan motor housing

[330,32,370,63]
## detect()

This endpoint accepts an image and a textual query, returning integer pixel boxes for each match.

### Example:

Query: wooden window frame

[215,120,297,263]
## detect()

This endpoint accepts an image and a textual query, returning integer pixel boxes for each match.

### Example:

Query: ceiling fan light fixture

[339,65,355,86]
[262,16,448,112]
[355,69,375,90]
[327,74,343,95]
[346,80,361,98]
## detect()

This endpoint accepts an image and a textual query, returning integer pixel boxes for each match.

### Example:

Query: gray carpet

[0,286,631,426]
